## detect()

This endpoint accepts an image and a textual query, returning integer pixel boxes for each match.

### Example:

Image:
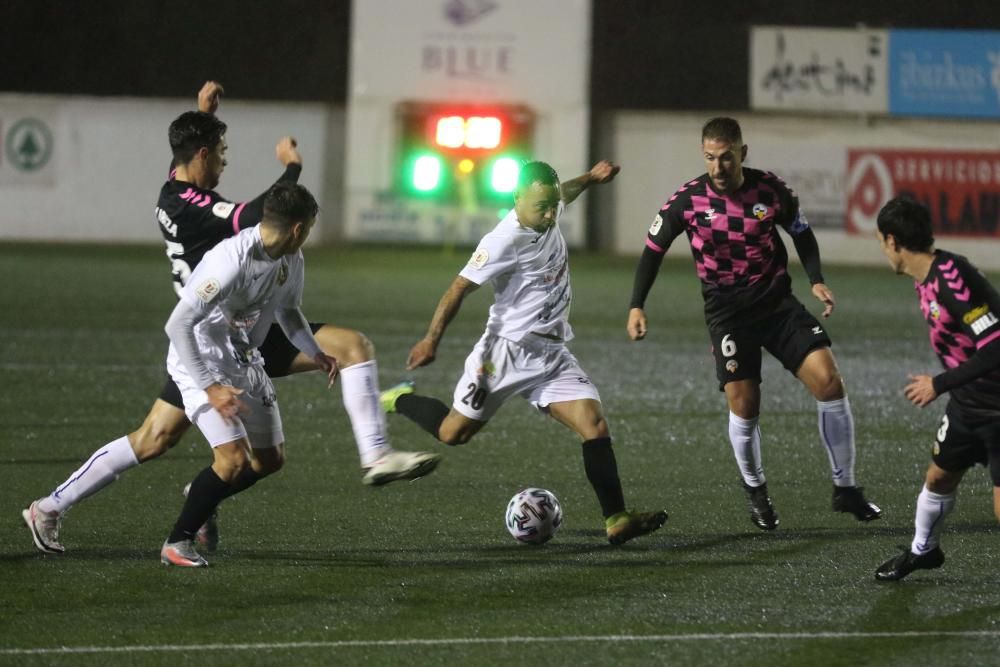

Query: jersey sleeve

[459,231,518,286]
[932,257,1000,394]
[767,172,808,236]
[645,195,687,254]
[177,243,241,316]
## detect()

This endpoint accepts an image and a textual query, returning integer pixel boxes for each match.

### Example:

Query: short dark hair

[702,117,743,145]
[516,161,559,191]
[876,196,935,253]
[263,182,319,231]
[168,111,227,165]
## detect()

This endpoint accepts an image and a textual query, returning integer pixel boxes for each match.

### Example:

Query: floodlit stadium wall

[0,95,341,243]
[3,95,1000,270]
[603,111,1000,270]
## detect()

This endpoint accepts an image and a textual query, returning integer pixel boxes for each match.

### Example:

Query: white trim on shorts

[451,332,601,422]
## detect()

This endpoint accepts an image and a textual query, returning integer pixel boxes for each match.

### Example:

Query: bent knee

[129,417,189,462]
[337,331,376,367]
[812,371,845,402]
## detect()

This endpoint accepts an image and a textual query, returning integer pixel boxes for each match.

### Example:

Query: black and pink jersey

[154,164,300,296]
[916,250,1000,416]
[647,168,810,328]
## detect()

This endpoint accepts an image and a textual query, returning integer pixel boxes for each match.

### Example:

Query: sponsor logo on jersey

[470,247,489,269]
[195,278,221,303]
[649,214,663,236]
[704,208,717,221]
[929,300,941,320]
[970,311,998,335]
[477,361,497,378]
[962,304,990,325]
[752,203,768,220]
[725,359,739,373]
[812,326,823,335]
[932,441,940,456]
[212,202,236,219]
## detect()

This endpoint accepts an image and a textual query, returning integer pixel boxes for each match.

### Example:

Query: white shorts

[167,360,285,450]
[452,333,601,422]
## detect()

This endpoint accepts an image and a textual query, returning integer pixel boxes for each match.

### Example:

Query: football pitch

[2,242,998,666]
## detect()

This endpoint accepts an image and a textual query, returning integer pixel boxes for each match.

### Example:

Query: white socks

[38,436,139,514]
[339,360,393,467]
[817,397,856,488]
[729,412,765,487]
[912,485,956,554]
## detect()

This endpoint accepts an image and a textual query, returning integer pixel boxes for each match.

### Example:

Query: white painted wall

[606,111,1000,269]
[0,94,339,243]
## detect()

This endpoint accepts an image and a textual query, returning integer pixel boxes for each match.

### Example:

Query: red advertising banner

[846,149,1000,236]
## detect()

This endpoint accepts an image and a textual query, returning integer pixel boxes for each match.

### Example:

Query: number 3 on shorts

[936,415,949,443]
[721,334,737,358]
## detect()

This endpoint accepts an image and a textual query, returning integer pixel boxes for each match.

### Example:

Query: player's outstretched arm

[197,81,224,114]
[407,276,479,370]
[561,159,621,206]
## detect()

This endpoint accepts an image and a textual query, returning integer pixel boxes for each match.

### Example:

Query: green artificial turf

[1,242,998,666]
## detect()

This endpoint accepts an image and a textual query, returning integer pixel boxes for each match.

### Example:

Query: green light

[412,155,442,191]
[490,157,520,193]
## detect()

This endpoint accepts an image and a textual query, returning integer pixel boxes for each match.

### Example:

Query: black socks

[581,437,626,519]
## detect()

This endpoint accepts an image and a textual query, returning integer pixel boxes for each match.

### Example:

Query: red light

[434,115,502,150]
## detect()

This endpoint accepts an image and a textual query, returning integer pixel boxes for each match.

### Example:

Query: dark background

[4,0,999,109]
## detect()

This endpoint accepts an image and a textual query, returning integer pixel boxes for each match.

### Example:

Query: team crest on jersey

[752,203,768,220]
[929,300,941,320]
[704,208,717,221]
[725,359,739,373]
[195,278,221,303]
[470,247,490,269]
[212,202,236,219]
[649,214,663,236]
[277,261,289,286]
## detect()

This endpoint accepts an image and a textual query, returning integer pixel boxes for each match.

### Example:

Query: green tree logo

[6,118,53,172]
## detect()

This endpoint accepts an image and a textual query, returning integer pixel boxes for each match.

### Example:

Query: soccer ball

[505,488,563,544]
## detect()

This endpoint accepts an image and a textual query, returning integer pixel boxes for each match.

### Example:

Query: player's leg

[711,326,777,531]
[533,348,666,545]
[876,403,978,581]
[763,298,880,521]
[22,379,191,554]
[384,333,510,446]
[163,437,258,568]
[264,323,439,484]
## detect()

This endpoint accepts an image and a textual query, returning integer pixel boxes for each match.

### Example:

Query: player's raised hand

[197,81,224,114]
[627,307,648,341]
[589,159,621,184]
[811,282,835,318]
[206,383,246,423]
[407,338,437,370]
[276,137,302,166]
[314,352,340,388]
[904,373,938,408]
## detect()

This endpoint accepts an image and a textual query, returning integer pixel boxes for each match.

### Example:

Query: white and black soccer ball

[505,487,563,544]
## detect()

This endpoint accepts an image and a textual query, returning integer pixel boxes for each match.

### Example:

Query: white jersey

[167,225,305,384]
[459,202,573,343]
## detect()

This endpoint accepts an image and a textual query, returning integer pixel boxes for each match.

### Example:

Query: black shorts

[709,294,831,390]
[933,399,1000,486]
[158,322,326,410]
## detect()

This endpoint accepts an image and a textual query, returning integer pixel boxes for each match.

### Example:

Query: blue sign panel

[889,29,1000,118]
